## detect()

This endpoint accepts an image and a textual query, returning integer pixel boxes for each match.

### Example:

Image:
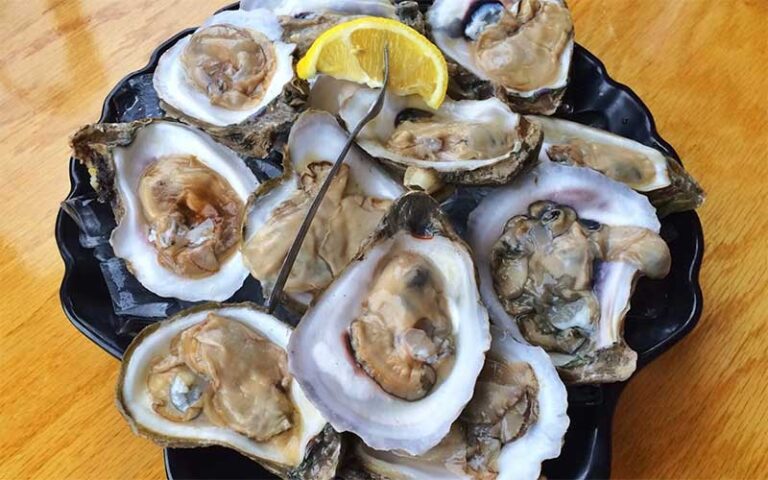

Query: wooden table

[1,0,766,478]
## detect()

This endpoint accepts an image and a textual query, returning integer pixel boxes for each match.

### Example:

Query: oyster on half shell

[70,120,258,302]
[241,0,425,56]
[242,110,404,309]
[531,115,705,216]
[333,82,542,193]
[288,192,491,455]
[469,164,671,383]
[116,303,340,479]
[154,9,309,156]
[349,327,569,480]
[428,0,574,115]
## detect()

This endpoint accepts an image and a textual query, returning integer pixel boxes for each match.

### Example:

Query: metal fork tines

[266,48,390,313]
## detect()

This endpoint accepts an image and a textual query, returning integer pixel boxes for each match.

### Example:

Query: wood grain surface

[0,0,766,478]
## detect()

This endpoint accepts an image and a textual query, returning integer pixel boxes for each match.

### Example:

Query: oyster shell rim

[239,0,399,18]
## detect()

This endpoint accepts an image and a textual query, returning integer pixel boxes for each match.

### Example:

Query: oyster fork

[266,48,390,313]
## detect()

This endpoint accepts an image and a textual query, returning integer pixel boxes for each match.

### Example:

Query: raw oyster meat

[531,115,705,216]
[428,0,574,114]
[469,164,671,383]
[154,9,308,156]
[242,110,404,309]
[116,303,340,479]
[70,120,258,301]
[288,192,490,454]
[241,0,424,56]
[334,82,542,192]
[349,327,568,480]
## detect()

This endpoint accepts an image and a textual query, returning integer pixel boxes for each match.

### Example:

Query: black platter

[55,3,704,479]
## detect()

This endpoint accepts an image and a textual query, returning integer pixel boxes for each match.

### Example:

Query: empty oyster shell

[469,163,671,383]
[349,327,568,480]
[242,110,404,309]
[116,303,340,479]
[428,0,574,115]
[288,192,490,455]
[70,120,258,301]
[334,83,542,191]
[531,115,705,216]
[154,9,309,156]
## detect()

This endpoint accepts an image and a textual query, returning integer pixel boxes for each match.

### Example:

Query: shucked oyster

[334,82,542,192]
[241,0,424,56]
[116,303,340,479]
[428,0,574,114]
[531,115,705,216]
[154,9,308,156]
[289,192,490,455]
[469,164,671,383]
[70,120,258,301]
[242,110,404,309]
[350,327,569,480]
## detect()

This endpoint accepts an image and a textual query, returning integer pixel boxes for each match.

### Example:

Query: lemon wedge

[297,17,448,109]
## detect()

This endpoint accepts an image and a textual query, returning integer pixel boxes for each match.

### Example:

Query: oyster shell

[428,0,574,115]
[242,110,404,309]
[241,0,425,56]
[531,115,705,216]
[468,164,671,383]
[350,327,569,480]
[241,0,398,17]
[154,9,309,156]
[70,120,258,301]
[116,303,340,479]
[288,192,491,455]
[335,83,542,191]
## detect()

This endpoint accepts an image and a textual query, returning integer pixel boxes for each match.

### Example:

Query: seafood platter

[56,1,705,478]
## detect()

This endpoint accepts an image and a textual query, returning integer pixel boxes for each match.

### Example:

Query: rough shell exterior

[70,119,155,217]
[647,156,706,217]
[160,78,310,158]
[446,60,569,116]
